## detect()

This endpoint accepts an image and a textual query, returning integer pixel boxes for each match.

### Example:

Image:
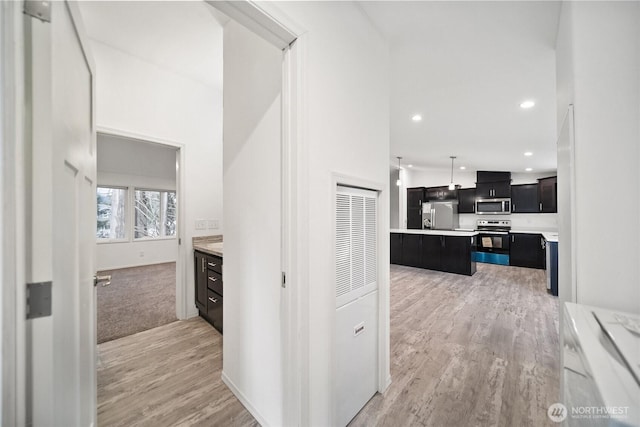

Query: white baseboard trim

[185,307,199,319]
[221,371,270,427]
[96,259,177,271]
[381,375,392,393]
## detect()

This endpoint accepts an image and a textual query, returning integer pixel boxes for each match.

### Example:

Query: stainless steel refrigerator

[422,201,460,230]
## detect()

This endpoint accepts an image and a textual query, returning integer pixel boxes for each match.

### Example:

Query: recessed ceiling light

[459,166,466,170]
[412,114,422,122]
[524,151,533,156]
[408,164,413,168]
[520,100,535,109]
[525,168,533,172]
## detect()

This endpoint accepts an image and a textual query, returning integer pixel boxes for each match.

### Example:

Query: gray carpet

[97,262,177,344]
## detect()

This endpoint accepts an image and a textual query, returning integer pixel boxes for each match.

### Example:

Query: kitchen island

[390,229,478,276]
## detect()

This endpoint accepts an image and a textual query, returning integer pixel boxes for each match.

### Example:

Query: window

[96,187,127,240]
[134,190,177,239]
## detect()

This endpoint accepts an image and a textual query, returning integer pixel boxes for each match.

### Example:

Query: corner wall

[556,1,640,314]
[222,19,283,426]
[271,2,391,424]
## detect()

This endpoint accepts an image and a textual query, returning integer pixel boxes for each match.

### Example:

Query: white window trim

[132,187,177,241]
[96,185,129,242]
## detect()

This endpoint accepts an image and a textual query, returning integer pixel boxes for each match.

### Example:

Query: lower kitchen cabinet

[390,232,476,276]
[194,250,224,333]
[390,233,403,264]
[421,235,442,271]
[441,235,476,275]
[509,233,546,269]
[402,234,422,268]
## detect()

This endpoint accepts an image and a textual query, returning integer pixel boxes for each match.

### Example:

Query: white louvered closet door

[336,186,378,308]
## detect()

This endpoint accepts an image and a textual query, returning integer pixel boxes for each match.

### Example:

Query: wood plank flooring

[350,263,560,427]
[97,317,258,427]
[98,262,559,427]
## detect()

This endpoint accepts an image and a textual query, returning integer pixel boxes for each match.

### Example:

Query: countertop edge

[194,245,223,257]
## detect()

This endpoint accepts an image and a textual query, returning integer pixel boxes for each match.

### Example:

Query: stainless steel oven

[475,220,511,265]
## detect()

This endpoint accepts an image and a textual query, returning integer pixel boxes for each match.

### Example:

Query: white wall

[96,134,178,270]
[389,167,400,228]
[87,27,223,316]
[272,2,391,424]
[222,20,283,426]
[556,1,640,314]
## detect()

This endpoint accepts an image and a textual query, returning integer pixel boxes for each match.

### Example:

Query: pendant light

[448,156,456,190]
[396,156,402,186]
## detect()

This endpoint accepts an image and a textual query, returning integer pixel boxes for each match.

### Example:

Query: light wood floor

[350,263,560,427]
[98,263,559,427]
[97,318,258,426]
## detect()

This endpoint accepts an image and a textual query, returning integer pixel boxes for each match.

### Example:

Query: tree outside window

[96,187,126,239]
[134,190,177,239]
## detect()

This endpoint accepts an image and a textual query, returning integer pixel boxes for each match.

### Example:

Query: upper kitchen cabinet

[457,188,476,213]
[425,185,459,202]
[407,187,425,229]
[538,176,557,213]
[475,171,511,199]
[511,184,539,213]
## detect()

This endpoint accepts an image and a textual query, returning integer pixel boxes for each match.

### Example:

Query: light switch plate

[207,219,219,230]
[195,220,207,230]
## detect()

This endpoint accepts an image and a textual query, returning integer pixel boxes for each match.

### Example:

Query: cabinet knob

[208,262,217,268]
[208,276,217,282]
[208,297,218,303]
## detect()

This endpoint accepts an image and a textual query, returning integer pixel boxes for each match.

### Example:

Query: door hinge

[24,1,51,23]
[26,281,52,319]
[281,272,286,288]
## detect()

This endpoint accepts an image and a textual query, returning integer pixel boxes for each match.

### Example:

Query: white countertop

[510,229,558,242]
[390,228,478,237]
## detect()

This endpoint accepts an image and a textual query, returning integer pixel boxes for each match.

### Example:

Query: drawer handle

[208,276,217,282]
[208,262,217,268]
[208,297,218,303]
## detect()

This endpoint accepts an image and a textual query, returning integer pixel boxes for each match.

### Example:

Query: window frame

[132,187,177,241]
[96,185,177,244]
[96,185,129,244]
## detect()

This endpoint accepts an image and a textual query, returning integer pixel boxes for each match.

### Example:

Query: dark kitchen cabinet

[407,187,425,208]
[475,171,511,199]
[390,233,403,264]
[194,250,224,334]
[194,251,208,313]
[511,184,539,213]
[441,235,476,276]
[425,185,459,201]
[457,188,476,213]
[509,233,546,269]
[538,176,557,213]
[390,232,475,276]
[407,187,425,229]
[421,235,442,271]
[477,171,511,183]
[476,180,511,199]
[402,234,422,268]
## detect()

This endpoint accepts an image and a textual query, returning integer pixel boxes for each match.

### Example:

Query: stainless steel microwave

[476,198,511,215]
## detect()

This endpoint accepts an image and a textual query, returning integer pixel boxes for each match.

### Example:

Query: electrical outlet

[139,251,144,258]
[195,220,207,230]
[208,219,219,230]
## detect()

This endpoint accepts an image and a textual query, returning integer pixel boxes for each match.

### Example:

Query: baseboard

[96,259,177,271]
[221,371,271,427]
[381,375,392,393]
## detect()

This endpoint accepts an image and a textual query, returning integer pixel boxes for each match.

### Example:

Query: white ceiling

[77,1,223,89]
[360,1,562,174]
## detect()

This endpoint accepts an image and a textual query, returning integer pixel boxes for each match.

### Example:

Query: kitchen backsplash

[459,213,558,231]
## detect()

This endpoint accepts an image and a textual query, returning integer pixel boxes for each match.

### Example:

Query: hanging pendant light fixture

[396,156,402,186]
[448,156,457,190]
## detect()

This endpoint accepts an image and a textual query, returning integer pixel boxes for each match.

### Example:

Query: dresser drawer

[207,290,223,334]
[206,270,223,295]
[206,255,222,274]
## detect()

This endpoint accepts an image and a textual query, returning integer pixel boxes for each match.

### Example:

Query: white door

[25,1,97,425]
